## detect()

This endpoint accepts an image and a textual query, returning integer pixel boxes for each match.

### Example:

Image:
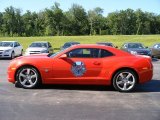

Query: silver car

[25,41,53,55]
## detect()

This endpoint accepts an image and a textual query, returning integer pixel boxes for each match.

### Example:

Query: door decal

[71,61,86,77]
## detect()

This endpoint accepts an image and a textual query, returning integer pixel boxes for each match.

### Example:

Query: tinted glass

[17,42,20,46]
[153,44,160,48]
[100,49,114,57]
[0,42,13,47]
[29,43,47,48]
[67,48,100,58]
[48,42,52,47]
[128,43,145,49]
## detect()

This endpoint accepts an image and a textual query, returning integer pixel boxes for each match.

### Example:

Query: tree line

[0,2,160,36]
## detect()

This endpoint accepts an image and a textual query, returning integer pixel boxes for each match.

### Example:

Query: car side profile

[25,41,53,55]
[0,41,23,59]
[8,44,153,92]
[121,43,151,56]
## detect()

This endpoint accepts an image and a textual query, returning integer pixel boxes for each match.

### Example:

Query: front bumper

[0,51,11,58]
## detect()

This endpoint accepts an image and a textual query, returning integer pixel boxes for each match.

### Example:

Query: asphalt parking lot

[0,59,160,120]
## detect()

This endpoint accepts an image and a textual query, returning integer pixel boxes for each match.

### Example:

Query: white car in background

[0,41,23,59]
[25,41,53,55]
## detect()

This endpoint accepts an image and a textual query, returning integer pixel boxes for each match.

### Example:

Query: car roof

[97,42,112,44]
[65,42,80,44]
[125,42,143,44]
[1,41,17,43]
[32,41,48,43]
[69,44,113,49]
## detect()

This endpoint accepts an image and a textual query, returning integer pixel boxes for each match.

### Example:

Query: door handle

[93,61,101,65]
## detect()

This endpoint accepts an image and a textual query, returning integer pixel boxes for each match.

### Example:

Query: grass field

[0,35,160,51]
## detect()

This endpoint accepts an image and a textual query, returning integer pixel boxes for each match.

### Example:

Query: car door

[51,48,103,84]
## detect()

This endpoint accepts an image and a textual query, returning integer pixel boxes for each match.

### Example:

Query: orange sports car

[8,44,153,92]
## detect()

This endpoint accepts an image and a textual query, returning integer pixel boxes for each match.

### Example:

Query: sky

[0,0,160,16]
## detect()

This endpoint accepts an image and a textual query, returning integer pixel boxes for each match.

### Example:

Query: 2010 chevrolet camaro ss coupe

[8,44,153,92]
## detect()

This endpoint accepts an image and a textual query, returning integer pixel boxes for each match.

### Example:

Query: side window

[67,48,100,58]
[17,42,20,46]
[64,43,70,48]
[153,44,160,48]
[100,49,114,58]
[48,42,52,48]
[122,44,127,49]
[14,42,17,47]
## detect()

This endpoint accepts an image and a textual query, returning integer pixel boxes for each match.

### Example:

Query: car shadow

[133,79,160,93]
[37,79,160,93]
[39,84,114,91]
[0,58,11,60]
[152,58,159,62]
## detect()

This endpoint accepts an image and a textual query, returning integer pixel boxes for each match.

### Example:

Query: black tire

[112,69,137,92]
[16,66,41,89]
[10,51,15,59]
[20,50,23,56]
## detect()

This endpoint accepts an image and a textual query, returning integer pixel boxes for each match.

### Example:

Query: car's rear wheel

[113,69,137,92]
[16,66,41,89]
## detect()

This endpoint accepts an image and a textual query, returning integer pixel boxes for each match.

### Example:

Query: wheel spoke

[126,73,132,79]
[128,81,134,85]
[119,73,124,79]
[19,73,26,78]
[28,80,34,85]
[26,69,31,75]
[21,79,28,85]
[117,80,123,85]
[31,74,37,79]
[122,83,127,90]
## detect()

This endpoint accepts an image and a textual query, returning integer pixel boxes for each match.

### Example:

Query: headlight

[130,51,137,55]
[41,50,48,53]
[4,49,11,53]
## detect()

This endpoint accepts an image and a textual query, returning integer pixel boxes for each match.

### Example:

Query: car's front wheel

[113,69,137,92]
[10,51,15,59]
[16,66,41,89]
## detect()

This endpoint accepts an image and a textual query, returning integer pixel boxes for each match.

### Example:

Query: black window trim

[67,48,114,59]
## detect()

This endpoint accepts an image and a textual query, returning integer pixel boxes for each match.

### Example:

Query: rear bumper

[139,69,153,84]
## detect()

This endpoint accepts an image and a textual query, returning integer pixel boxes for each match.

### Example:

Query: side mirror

[59,54,67,59]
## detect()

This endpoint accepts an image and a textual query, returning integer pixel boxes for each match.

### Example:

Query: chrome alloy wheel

[115,72,136,91]
[18,68,38,88]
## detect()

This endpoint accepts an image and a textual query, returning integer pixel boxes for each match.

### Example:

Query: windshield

[0,42,13,47]
[128,43,145,49]
[48,48,67,57]
[29,43,47,48]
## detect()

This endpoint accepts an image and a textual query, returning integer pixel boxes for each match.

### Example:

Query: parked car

[121,43,151,56]
[96,42,118,48]
[151,43,160,58]
[25,41,53,55]
[8,44,153,92]
[61,42,80,50]
[0,41,23,59]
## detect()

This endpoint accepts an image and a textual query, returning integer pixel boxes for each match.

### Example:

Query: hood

[15,54,49,60]
[0,47,13,51]
[26,47,47,52]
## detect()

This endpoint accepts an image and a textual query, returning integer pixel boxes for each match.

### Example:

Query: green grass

[0,35,160,51]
